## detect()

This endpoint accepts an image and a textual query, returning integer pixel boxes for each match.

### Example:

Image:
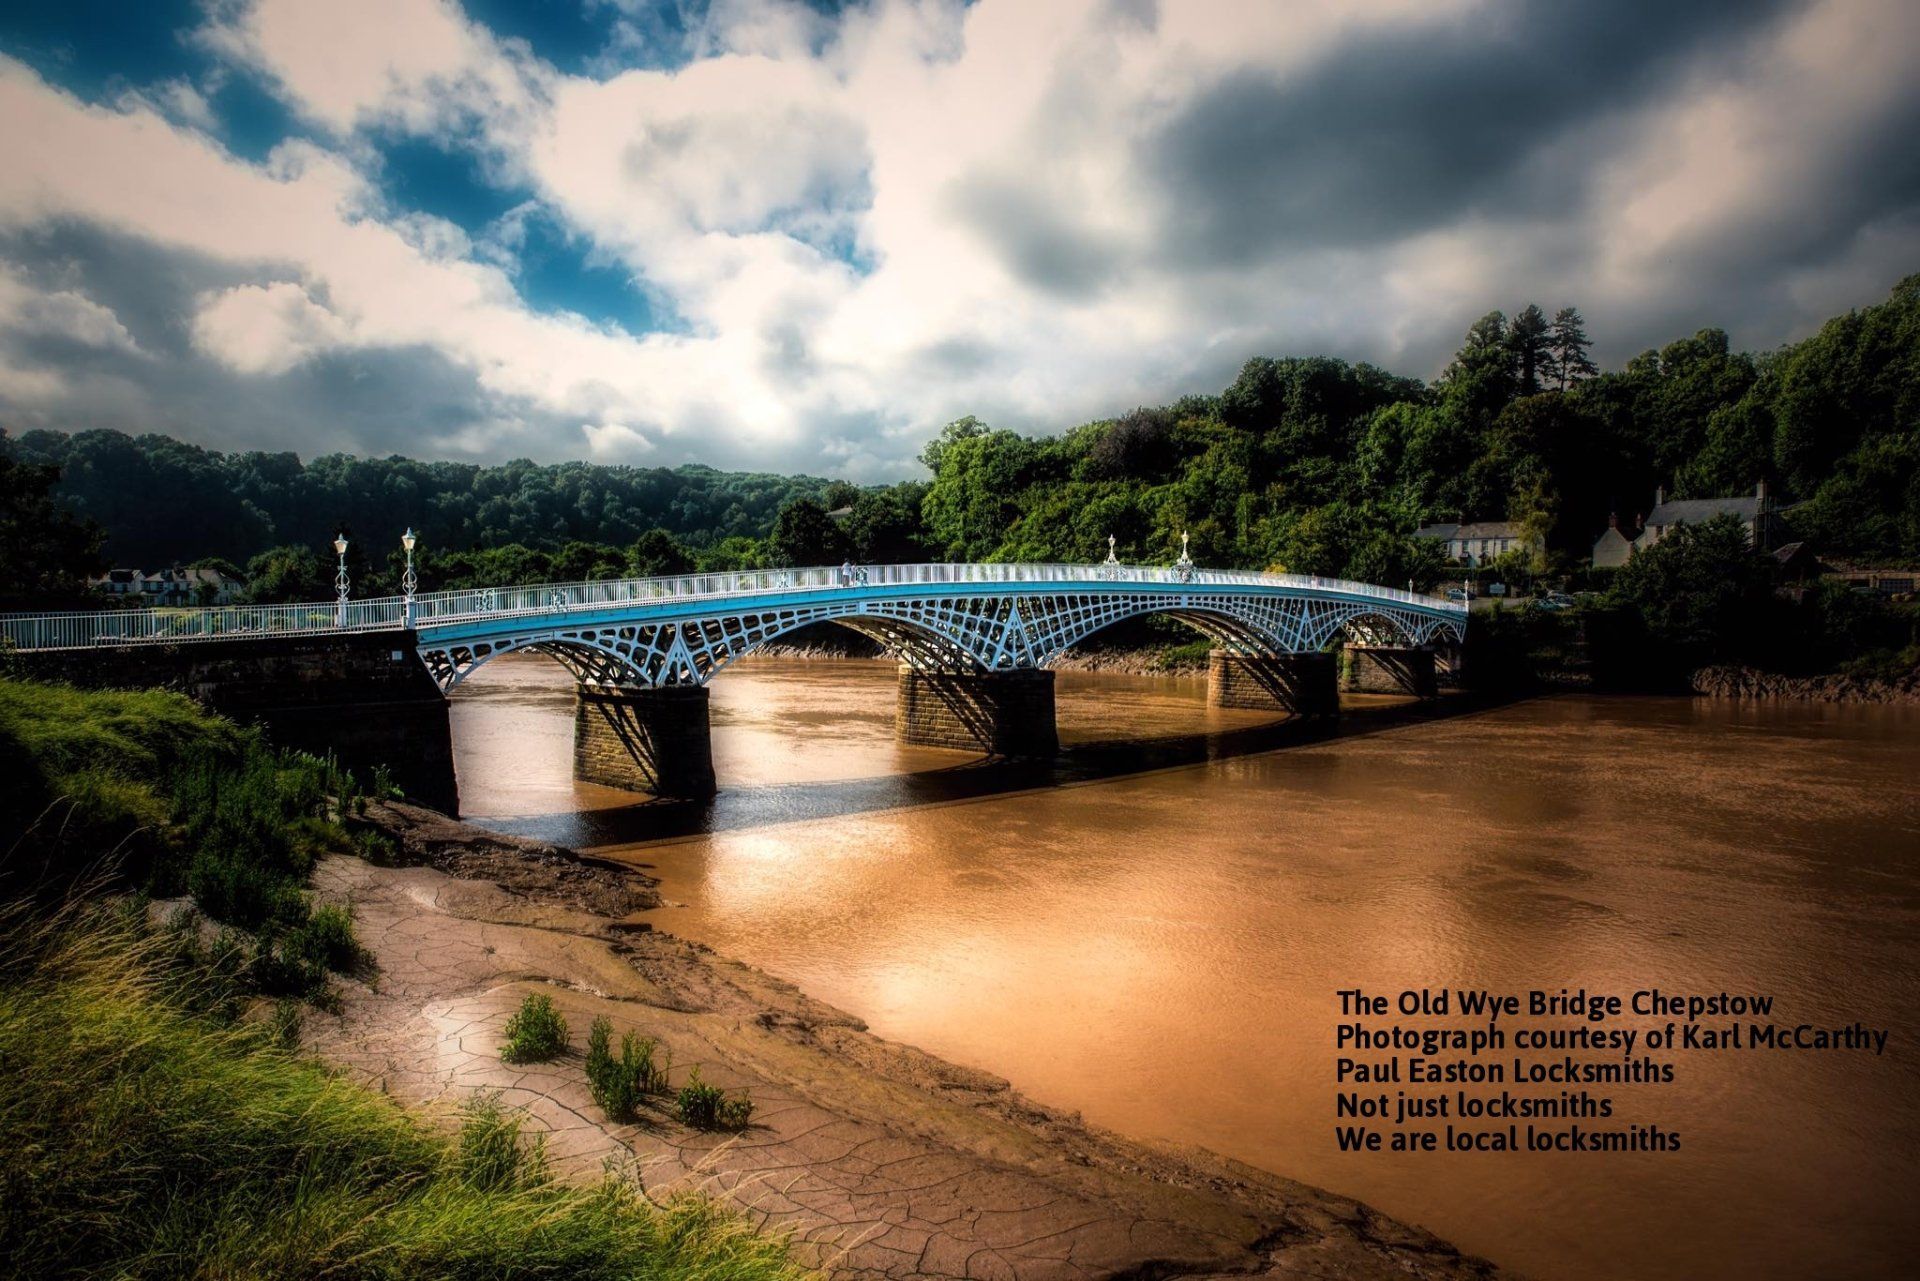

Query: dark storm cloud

[0,225,568,461]
[1140,0,1805,269]
[946,174,1118,300]
[1,220,255,357]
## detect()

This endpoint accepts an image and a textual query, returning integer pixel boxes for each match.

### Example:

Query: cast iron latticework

[415,588,1464,693]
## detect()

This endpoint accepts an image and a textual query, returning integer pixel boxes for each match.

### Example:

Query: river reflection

[452,653,1920,1281]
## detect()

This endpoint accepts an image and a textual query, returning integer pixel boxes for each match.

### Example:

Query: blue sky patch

[0,0,204,100]
[511,208,674,334]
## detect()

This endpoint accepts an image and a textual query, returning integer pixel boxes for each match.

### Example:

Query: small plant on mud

[676,1066,753,1131]
[500,991,569,1063]
[586,1016,670,1121]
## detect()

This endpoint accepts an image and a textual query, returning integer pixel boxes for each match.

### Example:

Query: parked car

[1446,588,1476,602]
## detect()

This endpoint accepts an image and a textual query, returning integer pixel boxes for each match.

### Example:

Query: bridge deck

[1,562,1463,653]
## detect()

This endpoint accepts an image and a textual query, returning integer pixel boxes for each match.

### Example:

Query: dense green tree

[1607,516,1780,670]
[628,528,694,578]
[549,541,628,582]
[767,499,849,567]
[694,537,764,572]
[844,485,931,563]
[0,441,104,609]
[1083,407,1182,482]
[240,545,327,604]
[919,428,1067,559]
[1,431,841,565]
[1768,273,1920,498]
[1439,311,1517,421]
[917,415,990,474]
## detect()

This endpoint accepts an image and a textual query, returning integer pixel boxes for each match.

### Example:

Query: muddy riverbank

[308,798,1501,1281]
[1690,663,1920,703]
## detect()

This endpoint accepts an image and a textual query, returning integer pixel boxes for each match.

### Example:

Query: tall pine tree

[1549,306,1598,388]
[1508,303,1552,396]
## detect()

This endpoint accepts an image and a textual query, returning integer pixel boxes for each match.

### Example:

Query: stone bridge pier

[1205,651,1340,717]
[572,684,717,799]
[1341,645,1439,698]
[895,666,1059,756]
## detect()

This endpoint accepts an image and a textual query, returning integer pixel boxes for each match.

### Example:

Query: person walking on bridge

[840,558,854,587]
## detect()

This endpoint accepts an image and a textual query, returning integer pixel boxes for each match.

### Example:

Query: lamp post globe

[334,534,351,626]
[400,528,419,625]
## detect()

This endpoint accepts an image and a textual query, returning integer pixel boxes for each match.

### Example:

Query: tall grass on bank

[0,678,370,995]
[0,895,809,1281]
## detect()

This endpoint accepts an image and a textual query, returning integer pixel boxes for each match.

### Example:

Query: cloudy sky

[0,0,1915,478]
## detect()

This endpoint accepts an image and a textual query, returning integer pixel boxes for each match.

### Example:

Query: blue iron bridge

[0,562,1467,691]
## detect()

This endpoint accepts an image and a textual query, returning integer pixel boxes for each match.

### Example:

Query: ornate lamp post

[401,527,418,627]
[1175,529,1195,582]
[334,533,350,626]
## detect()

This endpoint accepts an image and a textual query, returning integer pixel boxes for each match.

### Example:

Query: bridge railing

[0,562,1461,651]
[403,562,1456,626]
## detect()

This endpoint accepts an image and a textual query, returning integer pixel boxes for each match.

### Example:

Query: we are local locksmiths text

[1330,987,1891,1154]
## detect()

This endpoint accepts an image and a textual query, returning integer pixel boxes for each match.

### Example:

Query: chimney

[1654,485,1665,507]
[1756,479,1769,508]
[1607,511,1619,531]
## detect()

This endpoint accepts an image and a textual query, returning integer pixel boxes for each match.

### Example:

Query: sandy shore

[305,799,1505,1281]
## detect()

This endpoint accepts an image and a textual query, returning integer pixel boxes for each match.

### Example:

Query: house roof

[1452,521,1522,540]
[1646,495,1759,527]
[1412,523,1459,541]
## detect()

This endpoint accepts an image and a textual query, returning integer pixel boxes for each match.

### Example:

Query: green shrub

[676,1066,753,1131]
[500,991,569,1063]
[351,826,401,865]
[283,902,364,974]
[585,1016,669,1122]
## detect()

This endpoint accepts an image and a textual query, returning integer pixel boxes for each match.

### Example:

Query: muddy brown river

[452,653,1920,1281]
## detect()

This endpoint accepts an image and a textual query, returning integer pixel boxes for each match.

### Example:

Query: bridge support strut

[1206,650,1339,716]
[1341,646,1439,698]
[573,684,717,799]
[895,666,1058,756]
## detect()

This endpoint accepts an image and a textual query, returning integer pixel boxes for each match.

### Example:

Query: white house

[1413,520,1532,566]
[89,565,245,606]
[1591,481,1779,568]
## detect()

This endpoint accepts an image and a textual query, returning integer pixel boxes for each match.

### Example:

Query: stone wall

[12,631,458,811]
[1341,646,1438,698]
[1206,651,1339,716]
[573,683,716,798]
[895,666,1058,756]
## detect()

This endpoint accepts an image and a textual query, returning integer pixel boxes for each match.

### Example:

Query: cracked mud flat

[308,800,1505,1281]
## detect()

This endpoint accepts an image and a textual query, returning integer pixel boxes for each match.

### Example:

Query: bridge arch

[419,600,1021,692]
[417,590,1462,693]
